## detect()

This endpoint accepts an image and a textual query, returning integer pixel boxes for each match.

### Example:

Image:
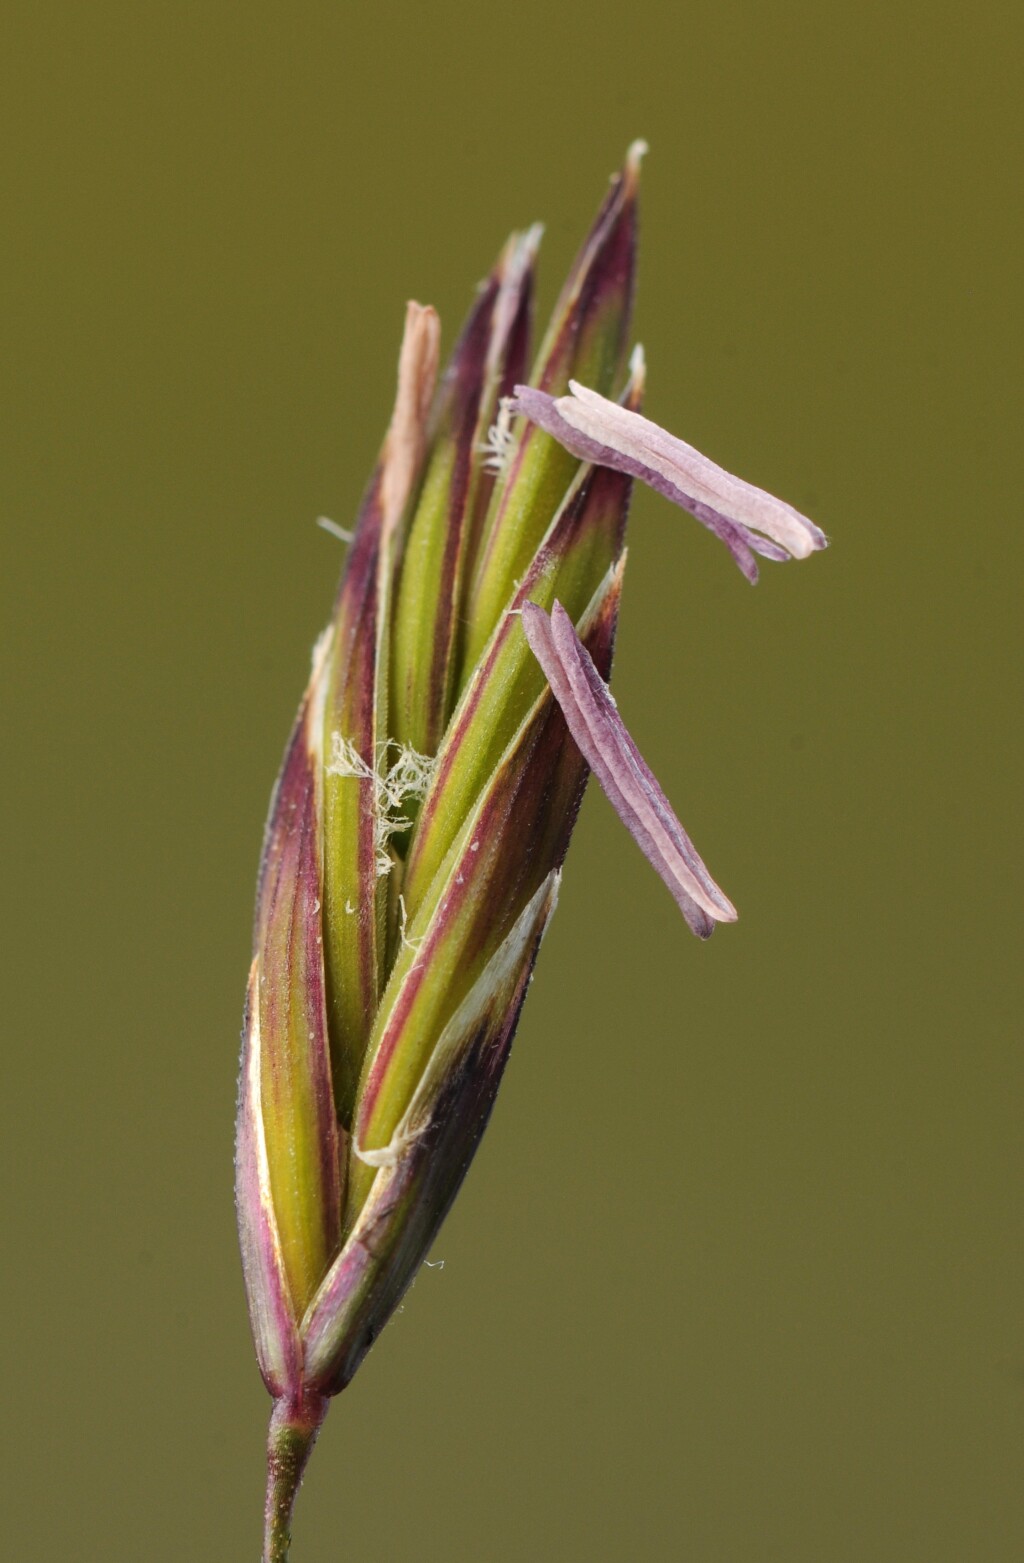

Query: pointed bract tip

[626,139,650,172]
[498,225,542,306]
[627,343,647,395]
[519,221,545,261]
[621,140,649,195]
[497,222,543,283]
[382,302,441,526]
[399,301,441,395]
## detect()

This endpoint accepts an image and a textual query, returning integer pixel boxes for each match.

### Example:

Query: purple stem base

[263,1388,330,1563]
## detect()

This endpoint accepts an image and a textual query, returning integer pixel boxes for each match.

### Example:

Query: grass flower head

[235,142,827,1560]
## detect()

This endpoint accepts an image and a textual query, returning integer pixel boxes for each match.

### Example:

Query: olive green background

[3,2,1021,1558]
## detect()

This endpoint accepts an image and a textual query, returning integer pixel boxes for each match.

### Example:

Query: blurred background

[3,2,1021,1558]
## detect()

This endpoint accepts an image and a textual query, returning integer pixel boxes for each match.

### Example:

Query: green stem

[263,1389,330,1563]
